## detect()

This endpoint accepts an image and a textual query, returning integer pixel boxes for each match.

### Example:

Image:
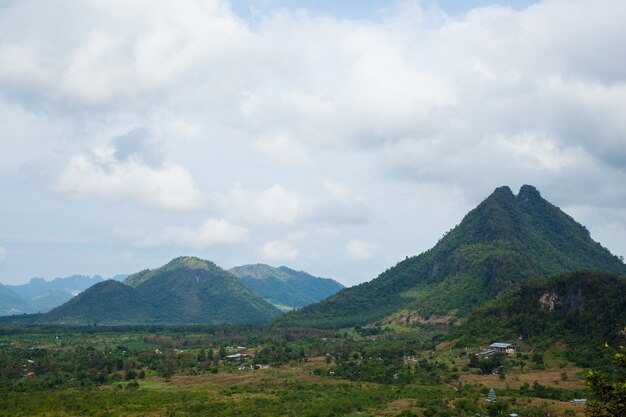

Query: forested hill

[276,185,626,328]
[40,280,155,324]
[125,257,282,324]
[448,271,626,367]
[229,264,344,310]
[38,257,282,325]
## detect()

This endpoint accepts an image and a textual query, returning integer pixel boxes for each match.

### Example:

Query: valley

[0,324,606,417]
[1,185,625,416]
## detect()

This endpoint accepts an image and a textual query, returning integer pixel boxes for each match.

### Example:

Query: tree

[585,346,626,416]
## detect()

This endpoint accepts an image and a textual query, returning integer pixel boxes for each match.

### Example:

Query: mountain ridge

[275,185,626,328]
[1,274,129,315]
[229,263,344,309]
[38,257,282,325]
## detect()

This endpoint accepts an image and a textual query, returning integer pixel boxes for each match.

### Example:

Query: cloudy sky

[1,0,625,285]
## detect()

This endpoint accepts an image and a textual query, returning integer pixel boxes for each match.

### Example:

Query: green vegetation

[40,280,155,324]
[449,271,626,368]
[277,185,626,328]
[2,185,624,415]
[0,323,597,416]
[230,264,344,309]
[35,257,282,325]
[586,346,626,416]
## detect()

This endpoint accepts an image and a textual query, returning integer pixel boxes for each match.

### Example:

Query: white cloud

[214,184,307,226]
[259,240,299,262]
[345,239,379,260]
[0,247,6,263]
[253,131,311,165]
[0,0,251,105]
[136,218,247,250]
[54,144,204,211]
[2,0,626,285]
[323,179,349,198]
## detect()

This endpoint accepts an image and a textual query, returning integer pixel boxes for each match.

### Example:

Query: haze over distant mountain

[229,264,344,310]
[276,185,626,328]
[0,283,30,316]
[0,274,129,316]
[8,275,106,299]
[39,257,281,325]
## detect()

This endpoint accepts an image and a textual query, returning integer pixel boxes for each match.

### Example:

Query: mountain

[0,283,30,316]
[40,280,154,324]
[449,271,626,367]
[39,257,282,325]
[28,290,74,313]
[229,264,344,310]
[276,185,626,328]
[125,257,282,324]
[1,275,109,314]
[8,275,106,299]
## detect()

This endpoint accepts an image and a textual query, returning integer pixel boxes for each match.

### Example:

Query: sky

[1,0,625,286]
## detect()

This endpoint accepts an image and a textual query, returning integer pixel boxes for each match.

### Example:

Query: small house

[489,342,516,355]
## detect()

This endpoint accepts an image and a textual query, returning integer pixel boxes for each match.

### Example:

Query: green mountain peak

[276,185,626,328]
[124,256,221,288]
[42,257,282,325]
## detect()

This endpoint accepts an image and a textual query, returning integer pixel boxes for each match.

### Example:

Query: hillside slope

[276,185,626,328]
[449,271,626,366]
[127,257,281,324]
[40,280,154,324]
[39,257,282,325]
[229,264,344,309]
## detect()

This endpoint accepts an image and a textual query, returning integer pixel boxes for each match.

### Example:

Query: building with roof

[489,342,516,355]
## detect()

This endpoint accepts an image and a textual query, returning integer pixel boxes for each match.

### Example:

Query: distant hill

[39,257,282,325]
[0,283,30,316]
[28,290,74,313]
[229,264,344,310]
[8,275,106,299]
[276,185,626,328]
[1,274,122,315]
[449,271,626,367]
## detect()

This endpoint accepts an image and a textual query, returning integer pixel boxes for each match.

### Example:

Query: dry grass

[506,397,586,417]
[459,365,586,390]
[374,399,419,416]
[148,356,346,392]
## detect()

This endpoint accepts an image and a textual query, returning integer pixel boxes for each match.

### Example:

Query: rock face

[276,185,626,328]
